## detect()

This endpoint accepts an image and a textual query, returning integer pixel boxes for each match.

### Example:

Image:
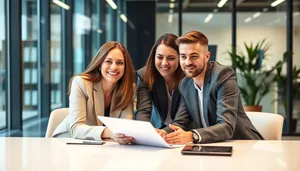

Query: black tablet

[181,145,233,156]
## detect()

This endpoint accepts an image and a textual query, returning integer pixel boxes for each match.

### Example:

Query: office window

[91,0,100,56]
[73,0,91,74]
[293,4,300,133]
[50,3,62,110]
[91,0,106,56]
[106,2,117,41]
[0,0,6,129]
[22,0,39,120]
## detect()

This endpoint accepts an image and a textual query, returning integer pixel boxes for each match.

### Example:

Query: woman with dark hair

[52,42,135,141]
[135,33,188,135]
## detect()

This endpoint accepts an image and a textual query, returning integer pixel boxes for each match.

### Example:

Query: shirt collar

[193,80,203,92]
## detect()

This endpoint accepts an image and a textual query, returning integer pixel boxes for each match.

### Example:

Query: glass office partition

[156,0,231,64]
[73,0,91,74]
[92,0,101,56]
[50,3,62,110]
[156,0,179,38]
[184,0,232,64]
[0,0,6,129]
[91,0,108,54]
[22,0,39,120]
[106,3,115,41]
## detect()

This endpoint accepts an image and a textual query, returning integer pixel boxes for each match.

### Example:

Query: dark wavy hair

[143,33,185,91]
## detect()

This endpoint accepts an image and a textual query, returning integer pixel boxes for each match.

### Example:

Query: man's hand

[164,124,193,144]
[114,133,135,145]
[155,129,167,137]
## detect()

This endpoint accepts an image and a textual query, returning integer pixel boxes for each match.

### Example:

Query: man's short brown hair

[176,30,208,46]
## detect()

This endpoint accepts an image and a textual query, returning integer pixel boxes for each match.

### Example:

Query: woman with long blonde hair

[52,42,135,141]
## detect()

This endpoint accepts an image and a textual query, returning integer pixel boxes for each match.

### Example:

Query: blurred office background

[0,0,299,137]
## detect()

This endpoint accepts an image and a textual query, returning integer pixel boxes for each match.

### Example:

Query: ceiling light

[168,14,173,23]
[244,17,252,23]
[120,14,127,23]
[106,0,117,10]
[53,0,70,10]
[271,0,285,7]
[253,12,261,18]
[217,0,228,8]
[204,13,214,23]
[170,0,175,2]
[169,3,175,9]
[97,29,103,33]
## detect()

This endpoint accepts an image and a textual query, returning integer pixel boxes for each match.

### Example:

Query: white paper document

[98,116,173,148]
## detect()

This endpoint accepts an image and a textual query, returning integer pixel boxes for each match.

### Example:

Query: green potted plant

[228,40,278,112]
[274,53,300,132]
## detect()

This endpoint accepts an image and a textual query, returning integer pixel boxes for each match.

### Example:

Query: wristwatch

[191,130,199,143]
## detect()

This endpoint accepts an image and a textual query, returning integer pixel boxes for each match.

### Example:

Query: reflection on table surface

[0,138,300,171]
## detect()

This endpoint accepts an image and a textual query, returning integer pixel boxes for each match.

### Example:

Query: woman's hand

[114,133,135,145]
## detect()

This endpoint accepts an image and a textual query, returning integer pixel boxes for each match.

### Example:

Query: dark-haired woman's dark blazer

[135,67,189,133]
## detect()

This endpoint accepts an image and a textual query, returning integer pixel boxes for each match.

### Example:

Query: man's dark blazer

[179,62,264,143]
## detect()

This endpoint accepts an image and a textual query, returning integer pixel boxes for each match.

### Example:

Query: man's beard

[183,64,205,78]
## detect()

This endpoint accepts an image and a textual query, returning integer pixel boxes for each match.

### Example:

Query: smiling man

[164,31,264,144]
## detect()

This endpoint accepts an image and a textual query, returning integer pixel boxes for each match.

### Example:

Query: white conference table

[0,138,300,171]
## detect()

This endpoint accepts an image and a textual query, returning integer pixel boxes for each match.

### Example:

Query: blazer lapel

[110,88,122,118]
[186,79,202,127]
[202,62,213,126]
[170,89,179,120]
[93,81,104,125]
[94,82,122,120]
[152,75,168,122]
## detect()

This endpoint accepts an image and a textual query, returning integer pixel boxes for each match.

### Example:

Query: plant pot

[244,105,262,112]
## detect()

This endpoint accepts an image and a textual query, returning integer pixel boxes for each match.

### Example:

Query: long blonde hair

[68,42,135,112]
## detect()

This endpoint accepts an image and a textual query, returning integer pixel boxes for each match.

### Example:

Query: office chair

[246,112,284,140]
[45,108,69,138]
